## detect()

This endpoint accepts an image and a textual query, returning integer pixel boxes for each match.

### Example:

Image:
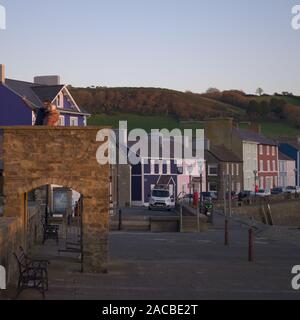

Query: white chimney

[0,64,5,84]
[34,75,60,86]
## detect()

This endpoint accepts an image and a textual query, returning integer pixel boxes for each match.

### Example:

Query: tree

[206,87,220,94]
[256,88,264,96]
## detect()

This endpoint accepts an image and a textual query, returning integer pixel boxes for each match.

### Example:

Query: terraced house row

[0,64,299,206]
[205,118,296,197]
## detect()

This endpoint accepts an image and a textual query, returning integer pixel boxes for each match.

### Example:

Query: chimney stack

[0,64,5,84]
[249,123,262,134]
[34,75,60,86]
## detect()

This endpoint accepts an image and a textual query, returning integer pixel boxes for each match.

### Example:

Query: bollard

[248,228,254,262]
[118,209,122,231]
[225,219,229,246]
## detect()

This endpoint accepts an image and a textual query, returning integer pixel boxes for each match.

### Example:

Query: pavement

[5,212,300,300]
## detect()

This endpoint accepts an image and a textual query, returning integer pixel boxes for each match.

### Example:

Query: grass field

[88,113,204,132]
[88,114,300,139]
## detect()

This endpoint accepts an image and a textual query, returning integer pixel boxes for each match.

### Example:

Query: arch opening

[23,184,84,273]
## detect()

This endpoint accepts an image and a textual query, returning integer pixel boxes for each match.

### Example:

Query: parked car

[285,186,300,194]
[255,189,271,197]
[201,192,218,201]
[271,187,284,195]
[149,187,175,211]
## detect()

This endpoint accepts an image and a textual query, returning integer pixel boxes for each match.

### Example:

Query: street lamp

[253,170,258,196]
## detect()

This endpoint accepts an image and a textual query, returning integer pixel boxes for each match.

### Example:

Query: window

[166,160,171,175]
[272,160,276,172]
[57,95,61,108]
[260,160,263,172]
[208,182,218,192]
[272,146,275,156]
[231,164,235,176]
[208,164,218,176]
[177,166,183,175]
[226,163,230,175]
[150,160,155,174]
[159,161,163,174]
[236,164,239,176]
[70,117,78,126]
[267,160,270,172]
[267,146,270,156]
[259,145,263,155]
[260,177,264,188]
[59,115,65,126]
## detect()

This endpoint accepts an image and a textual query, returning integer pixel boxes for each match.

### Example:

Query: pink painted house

[177,159,206,196]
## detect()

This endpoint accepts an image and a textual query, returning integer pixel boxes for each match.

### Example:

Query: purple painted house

[131,158,180,206]
[0,64,90,126]
[130,135,206,206]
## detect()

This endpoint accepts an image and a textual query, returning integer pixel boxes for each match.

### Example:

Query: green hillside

[88,114,299,139]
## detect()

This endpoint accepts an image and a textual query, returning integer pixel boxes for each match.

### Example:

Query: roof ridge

[5,78,37,86]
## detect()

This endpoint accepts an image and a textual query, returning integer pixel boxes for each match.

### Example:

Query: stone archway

[1,126,109,273]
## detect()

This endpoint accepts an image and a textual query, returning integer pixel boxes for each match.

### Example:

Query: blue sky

[0,0,299,94]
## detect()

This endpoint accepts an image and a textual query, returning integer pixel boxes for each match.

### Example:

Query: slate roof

[4,78,89,115]
[5,79,44,108]
[278,151,295,161]
[206,145,242,163]
[233,128,277,146]
[280,141,300,151]
[31,85,64,103]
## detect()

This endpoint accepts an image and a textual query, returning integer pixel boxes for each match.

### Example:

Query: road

[7,211,300,300]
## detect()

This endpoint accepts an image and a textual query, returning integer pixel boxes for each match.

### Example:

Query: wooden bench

[14,247,49,299]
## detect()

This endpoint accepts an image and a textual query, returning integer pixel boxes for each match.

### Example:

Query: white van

[149,187,175,211]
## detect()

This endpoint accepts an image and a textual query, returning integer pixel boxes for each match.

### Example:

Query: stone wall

[232,199,300,227]
[0,217,23,285]
[0,127,110,277]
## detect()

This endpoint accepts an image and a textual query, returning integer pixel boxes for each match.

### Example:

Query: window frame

[59,115,65,126]
[70,116,79,127]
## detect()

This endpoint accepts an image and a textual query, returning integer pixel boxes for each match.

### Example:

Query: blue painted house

[0,64,90,126]
[279,142,300,186]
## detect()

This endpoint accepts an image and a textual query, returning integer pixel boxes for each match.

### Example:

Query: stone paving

[5,212,300,300]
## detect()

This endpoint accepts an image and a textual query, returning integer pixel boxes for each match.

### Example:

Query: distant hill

[69,86,300,130]
[69,87,245,121]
